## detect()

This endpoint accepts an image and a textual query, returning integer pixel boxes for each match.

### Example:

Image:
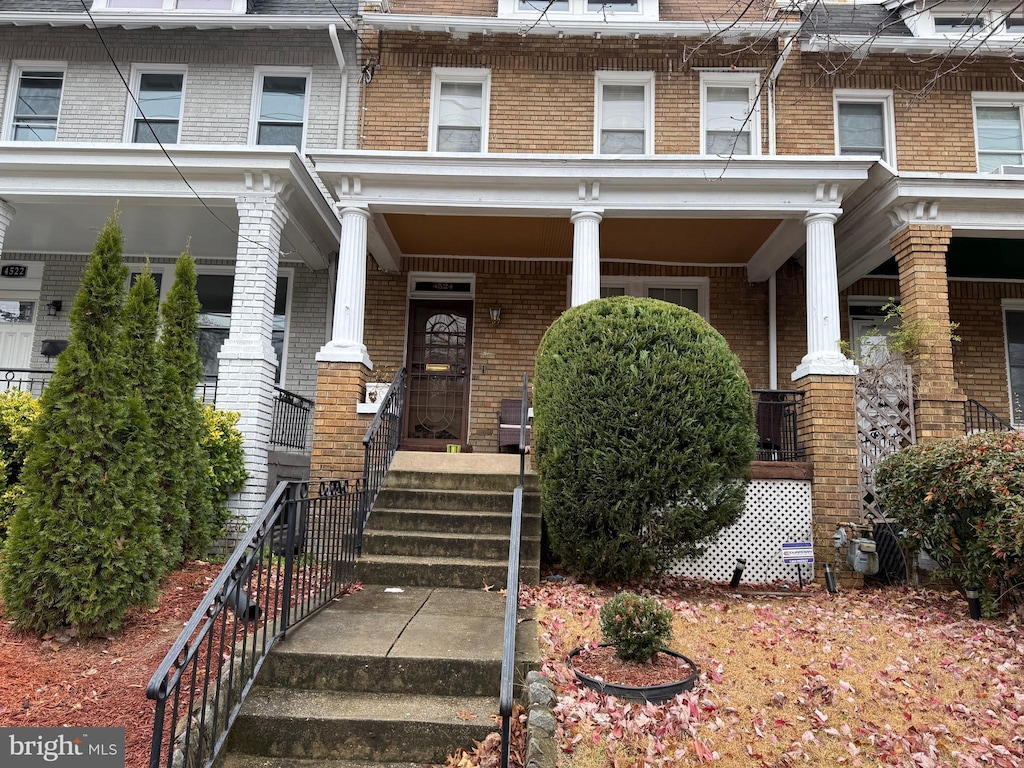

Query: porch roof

[309,150,881,276]
[0,143,341,269]
[836,171,1024,289]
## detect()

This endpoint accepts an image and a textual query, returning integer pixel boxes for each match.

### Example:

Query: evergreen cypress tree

[0,213,163,635]
[157,252,215,560]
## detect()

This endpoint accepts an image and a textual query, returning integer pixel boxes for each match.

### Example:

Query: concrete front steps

[221,453,540,768]
[355,461,541,588]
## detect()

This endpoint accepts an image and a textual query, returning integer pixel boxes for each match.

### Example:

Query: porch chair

[498,398,532,453]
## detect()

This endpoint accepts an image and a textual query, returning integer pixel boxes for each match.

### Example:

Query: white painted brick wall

[282,261,329,399]
[0,27,358,148]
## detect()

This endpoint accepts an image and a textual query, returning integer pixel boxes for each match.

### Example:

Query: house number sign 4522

[0,265,27,278]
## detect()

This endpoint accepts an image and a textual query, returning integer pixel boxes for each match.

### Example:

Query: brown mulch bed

[570,644,695,688]
[0,560,224,768]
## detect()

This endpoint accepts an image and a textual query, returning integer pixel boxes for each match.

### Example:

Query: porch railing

[0,368,218,407]
[752,389,804,462]
[269,386,314,452]
[499,372,529,768]
[358,367,407,554]
[146,478,363,768]
[964,399,1016,434]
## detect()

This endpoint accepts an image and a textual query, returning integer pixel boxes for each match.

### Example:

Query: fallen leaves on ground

[523,578,1024,768]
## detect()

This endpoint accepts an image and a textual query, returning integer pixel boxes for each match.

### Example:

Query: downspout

[769,272,778,389]
[329,23,349,149]
[767,35,795,155]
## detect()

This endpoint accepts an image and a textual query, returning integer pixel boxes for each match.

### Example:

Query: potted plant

[364,362,400,408]
[568,592,698,703]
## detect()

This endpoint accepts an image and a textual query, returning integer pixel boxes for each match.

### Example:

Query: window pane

[437,127,481,152]
[130,271,164,295]
[260,77,306,123]
[838,101,884,154]
[134,120,179,143]
[177,0,235,8]
[14,71,62,141]
[0,301,34,323]
[519,0,569,9]
[935,16,983,33]
[979,152,1024,173]
[600,286,627,298]
[706,86,751,130]
[257,123,303,147]
[977,106,1023,151]
[600,130,644,154]
[648,286,699,312]
[106,0,164,7]
[601,84,644,130]
[14,124,57,141]
[589,0,637,8]
[196,273,233,315]
[439,82,482,128]
[137,73,182,120]
[706,130,750,155]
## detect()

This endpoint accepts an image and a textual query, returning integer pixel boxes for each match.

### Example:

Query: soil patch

[570,644,695,688]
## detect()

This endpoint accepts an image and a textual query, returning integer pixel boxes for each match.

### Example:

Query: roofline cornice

[362,11,802,39]
[0,11,358,30]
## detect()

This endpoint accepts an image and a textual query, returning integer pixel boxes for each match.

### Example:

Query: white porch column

[793,210,858,380]
[317,205,371,367]
[217,194,288,538]
[0,199,15,254]
[570,208,603,307]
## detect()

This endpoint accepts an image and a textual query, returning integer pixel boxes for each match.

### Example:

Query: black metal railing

[964,399,1016,434]
[500,372,529,768]
[146,477,363,768]
[195,376,218,407]
[0,368,54,397]
[358,367,407,554]
[752,389,804,461]
[269,387,314,451]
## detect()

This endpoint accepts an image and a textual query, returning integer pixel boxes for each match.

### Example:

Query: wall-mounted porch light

[46,300,62,316]
[489,306,502,326]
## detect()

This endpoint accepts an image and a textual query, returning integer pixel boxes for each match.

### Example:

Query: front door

[403,301,473,450]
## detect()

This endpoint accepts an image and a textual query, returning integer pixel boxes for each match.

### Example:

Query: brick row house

[1,0,1023,579]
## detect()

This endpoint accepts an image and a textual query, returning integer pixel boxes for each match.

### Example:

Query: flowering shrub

[600,592,673,663]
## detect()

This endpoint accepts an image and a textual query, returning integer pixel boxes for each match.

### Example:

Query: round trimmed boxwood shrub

[600,592,674,663]
[534,296,757,582]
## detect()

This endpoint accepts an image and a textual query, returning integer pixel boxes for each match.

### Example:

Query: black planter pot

[567,643,699,704]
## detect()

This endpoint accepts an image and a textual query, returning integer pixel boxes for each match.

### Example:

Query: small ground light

[966,586,982,620]
[729,558,746,588]
[824,563,838,594]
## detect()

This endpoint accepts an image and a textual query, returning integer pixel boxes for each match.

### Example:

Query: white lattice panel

[666,480,813,584]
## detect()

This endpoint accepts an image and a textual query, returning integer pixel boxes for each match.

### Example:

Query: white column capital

[803,209,841,225]
[570,207,604,224]
[337,204,371,221]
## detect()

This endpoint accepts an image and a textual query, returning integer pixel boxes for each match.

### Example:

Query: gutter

[329,23,349,151]
[362,12,802,39]
[0,11,358,30]
[767,34,795,156]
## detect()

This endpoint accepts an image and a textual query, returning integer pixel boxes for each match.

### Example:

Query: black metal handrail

[195,376,218,407]
[358,367,407,554]
[269,386,314,451]
[500,372,529,768]
[0,368,54,397]
[964,399,1016,434]
[146,477,362,768]
[752,389,804,461]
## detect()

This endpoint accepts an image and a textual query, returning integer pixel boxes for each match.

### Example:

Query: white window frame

[2,61,67,142]
[593,71,655,156]
[91,0,247,12]
[125,264,294,384]
[248,68,312,151]
[699,71,761,157]
[902,4,1021,38]
[972,92,1024,173]
[428,68,491,153]
[833,89,897,167]
[1002,298,1024,425]
[592,276,710,320]
[497,0,658,22]
[123,64,187,144]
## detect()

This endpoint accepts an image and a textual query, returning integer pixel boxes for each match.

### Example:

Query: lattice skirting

[666,480,813,584]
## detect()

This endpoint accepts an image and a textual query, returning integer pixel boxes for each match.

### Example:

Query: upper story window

[700,72,760,156]
[973,94,1024,172]
[128,68,185,144]
[4,64,65,142]
[429,69,490,153]
[902,3,1022,38]
[91,0,246,11]
[834,90,896,166]
[251,71,309,149]
[594,72,654,155]
[501,0,657,21]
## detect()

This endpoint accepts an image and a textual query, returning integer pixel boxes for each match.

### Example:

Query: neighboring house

[2,0,1023,573]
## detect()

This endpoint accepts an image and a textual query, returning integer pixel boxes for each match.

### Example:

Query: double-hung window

[252,71,309,149]
[834,90,896,165]
[505,0,655,20]
[700,72,760,156]
[974,94,1024,172]
[129,68,185,143]
[429,69,489,153]
[599,278,709,319]
[595,72,653,155]
[92,0,245,11]
[5,65,65,142]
